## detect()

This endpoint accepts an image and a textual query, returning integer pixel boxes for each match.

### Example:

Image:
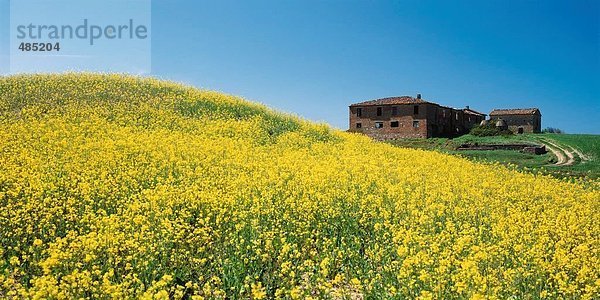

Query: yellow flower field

[0,74,598,299]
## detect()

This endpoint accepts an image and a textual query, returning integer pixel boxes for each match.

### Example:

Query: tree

[542,127,564,134]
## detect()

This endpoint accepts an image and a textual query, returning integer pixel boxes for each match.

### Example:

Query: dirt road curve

[539,139,586,166]
[543,143,569,165]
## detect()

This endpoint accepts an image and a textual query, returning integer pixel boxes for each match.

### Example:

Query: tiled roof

[350,96,430,107]
[489,108,540,116]
[463,108,486,116]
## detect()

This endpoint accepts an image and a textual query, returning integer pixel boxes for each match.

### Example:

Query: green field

[387,134,600,179]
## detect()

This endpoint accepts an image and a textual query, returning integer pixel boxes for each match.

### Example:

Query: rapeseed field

[0,74,598,299]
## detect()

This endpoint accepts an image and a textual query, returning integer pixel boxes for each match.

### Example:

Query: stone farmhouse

[348,94,486,139]
[488,108,541,134]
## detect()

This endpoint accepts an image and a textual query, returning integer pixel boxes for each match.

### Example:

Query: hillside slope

[390,134,600,179]
[0,74,598,299]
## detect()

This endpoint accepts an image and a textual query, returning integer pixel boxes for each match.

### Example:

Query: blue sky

[2,0,599,133]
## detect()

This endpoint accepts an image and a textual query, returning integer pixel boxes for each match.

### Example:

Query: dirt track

[538,139,586,166]
[543,143,570,165]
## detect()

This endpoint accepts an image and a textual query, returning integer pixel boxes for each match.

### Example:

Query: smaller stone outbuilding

[489,108,541,134]
[495,119,508,131]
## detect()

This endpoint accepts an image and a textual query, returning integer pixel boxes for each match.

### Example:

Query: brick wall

[349,104,428,139]
[463,113,485,131]
[350,103,486,139]
[426,106,463,137]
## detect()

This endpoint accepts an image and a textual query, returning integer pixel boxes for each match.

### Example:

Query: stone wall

[491,114,541,133]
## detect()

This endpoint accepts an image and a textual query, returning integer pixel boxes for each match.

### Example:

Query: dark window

[377,107,382,116]
[392,106,398,116]
[413,105,419,115]
[356,123,362,128]
[356,108,362,117]
[412,120,419,128]
[375,122,384,129]
[391,121,399,127]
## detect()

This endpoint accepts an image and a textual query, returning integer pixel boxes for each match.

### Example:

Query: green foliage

[542,127,564,134]
[469,123,513,137]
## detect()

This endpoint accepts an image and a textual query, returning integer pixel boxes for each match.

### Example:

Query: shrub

[470,123,513,137]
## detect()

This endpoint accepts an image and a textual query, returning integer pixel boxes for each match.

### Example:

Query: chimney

[466,105,470,109]
[416,93,421,99]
